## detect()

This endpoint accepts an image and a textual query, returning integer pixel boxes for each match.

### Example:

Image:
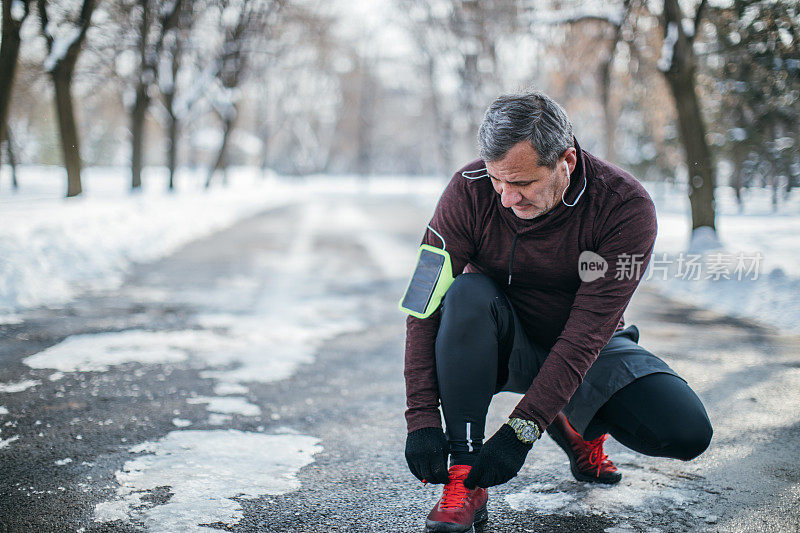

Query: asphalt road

[1,192,799,532]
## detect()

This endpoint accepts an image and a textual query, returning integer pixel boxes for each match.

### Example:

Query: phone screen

[401,249,446,314]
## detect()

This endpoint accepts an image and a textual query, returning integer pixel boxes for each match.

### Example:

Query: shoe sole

[547,427,622,485]
[425,506,488,533]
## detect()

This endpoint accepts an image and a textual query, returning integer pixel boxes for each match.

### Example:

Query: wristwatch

[506,417,541,444]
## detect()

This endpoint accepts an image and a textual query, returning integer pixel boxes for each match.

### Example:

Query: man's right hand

[404,427,449,484]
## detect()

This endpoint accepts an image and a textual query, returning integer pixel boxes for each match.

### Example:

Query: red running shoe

[425,464,488,533]
[546,412,622,484]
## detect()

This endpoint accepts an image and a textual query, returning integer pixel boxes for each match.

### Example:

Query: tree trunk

[599,55,617,163]
[163,24,179,191]
[0,0,27,153]
[3,126,19,190]
[166,104,178,191]
[731,146,744,212]
[258,78,270,178]
[459,52,480,152]
[38,0,96,198]
[51,66,83,197]
[771,166,778,212]
[206,113,234,188]
[131,1,151,190]
[661,0,716,231]
[426,53,452,175]
[130,84,149,190]
[355,64,374,178]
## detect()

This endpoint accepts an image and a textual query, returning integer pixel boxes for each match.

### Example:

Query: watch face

[521,425,537,442]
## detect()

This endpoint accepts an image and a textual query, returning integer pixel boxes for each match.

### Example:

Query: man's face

[485,142,574,220]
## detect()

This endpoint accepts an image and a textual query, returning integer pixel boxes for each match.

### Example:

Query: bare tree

[537,0,716,232]
[450,0,517,160]
[161,5,190,191]
[597,0,633,163]
[1,0,32,180]
[658,0,716,232]
[3,127,19,189]
[401,0,457,175]
[37,0,97,197]
[205,0,283,188]
[129,0,183,190]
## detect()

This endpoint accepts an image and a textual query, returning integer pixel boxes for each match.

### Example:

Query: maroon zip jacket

[404,139,657,434]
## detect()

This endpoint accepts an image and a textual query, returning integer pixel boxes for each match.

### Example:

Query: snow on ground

[0,435,20,449]
[0,165,442,316]
[0,167,284,314]
[644,183,800,332]
[22,330,216,372]
[93,430,322,532]
[505,452,713,525]
[186,396,261,416]
[0,379,41,393]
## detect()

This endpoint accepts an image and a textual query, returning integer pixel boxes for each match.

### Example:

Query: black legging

[435,274,712,465]
[581,372,713,459]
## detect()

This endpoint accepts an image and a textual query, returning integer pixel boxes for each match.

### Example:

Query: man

[402,92,713,533]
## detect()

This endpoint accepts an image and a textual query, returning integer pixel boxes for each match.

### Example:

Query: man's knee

[442,273,502,314]
[662,416,713,461]
[436,274,510,365]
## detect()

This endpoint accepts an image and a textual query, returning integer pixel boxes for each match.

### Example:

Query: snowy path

[0,193,798,532]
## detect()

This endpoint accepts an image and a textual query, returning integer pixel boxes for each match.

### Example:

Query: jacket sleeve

[509,196,658,431]
[404,175,477,433]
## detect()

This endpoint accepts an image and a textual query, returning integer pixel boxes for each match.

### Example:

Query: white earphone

[561,160,587,207]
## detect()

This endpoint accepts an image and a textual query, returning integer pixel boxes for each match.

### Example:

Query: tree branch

[36,0,53,50]
[536,13,624,29]
[693,0,708,42]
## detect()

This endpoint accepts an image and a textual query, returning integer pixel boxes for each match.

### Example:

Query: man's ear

[562,147,578,174]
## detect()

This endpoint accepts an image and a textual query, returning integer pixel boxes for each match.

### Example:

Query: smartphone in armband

[399,244,455,319]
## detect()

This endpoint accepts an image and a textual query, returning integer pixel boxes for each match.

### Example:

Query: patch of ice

[506,466,702,520]
[94,430,321,532]
[94,500,129,522]
[49,372,65,381]
[0,313,23,325]
[171,418,192,428]
[187,396,260,416]
[23,330,224,372]
[213,382,248,395]
[206,413,232,425]
[327,204,417,278]
[0,406,8,416]
[0,379,41,393]
[55,458,73,466]
[0,435,20,449]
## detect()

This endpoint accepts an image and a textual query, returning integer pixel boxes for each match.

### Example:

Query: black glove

[405,427,449,484]
[463,424,532,489]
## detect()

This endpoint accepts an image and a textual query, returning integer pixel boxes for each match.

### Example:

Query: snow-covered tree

[37,0,97,197]
[703,0,800,210]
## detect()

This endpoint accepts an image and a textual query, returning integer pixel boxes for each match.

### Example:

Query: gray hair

[477,91,574,168]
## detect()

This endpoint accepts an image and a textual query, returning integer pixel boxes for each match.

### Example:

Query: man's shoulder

[583,151,652,206]
[442,159,496,203]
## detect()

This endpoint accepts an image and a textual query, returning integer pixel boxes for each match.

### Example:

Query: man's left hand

[463,424,533,489]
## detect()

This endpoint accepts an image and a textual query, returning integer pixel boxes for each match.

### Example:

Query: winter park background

[1,0,800,532]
